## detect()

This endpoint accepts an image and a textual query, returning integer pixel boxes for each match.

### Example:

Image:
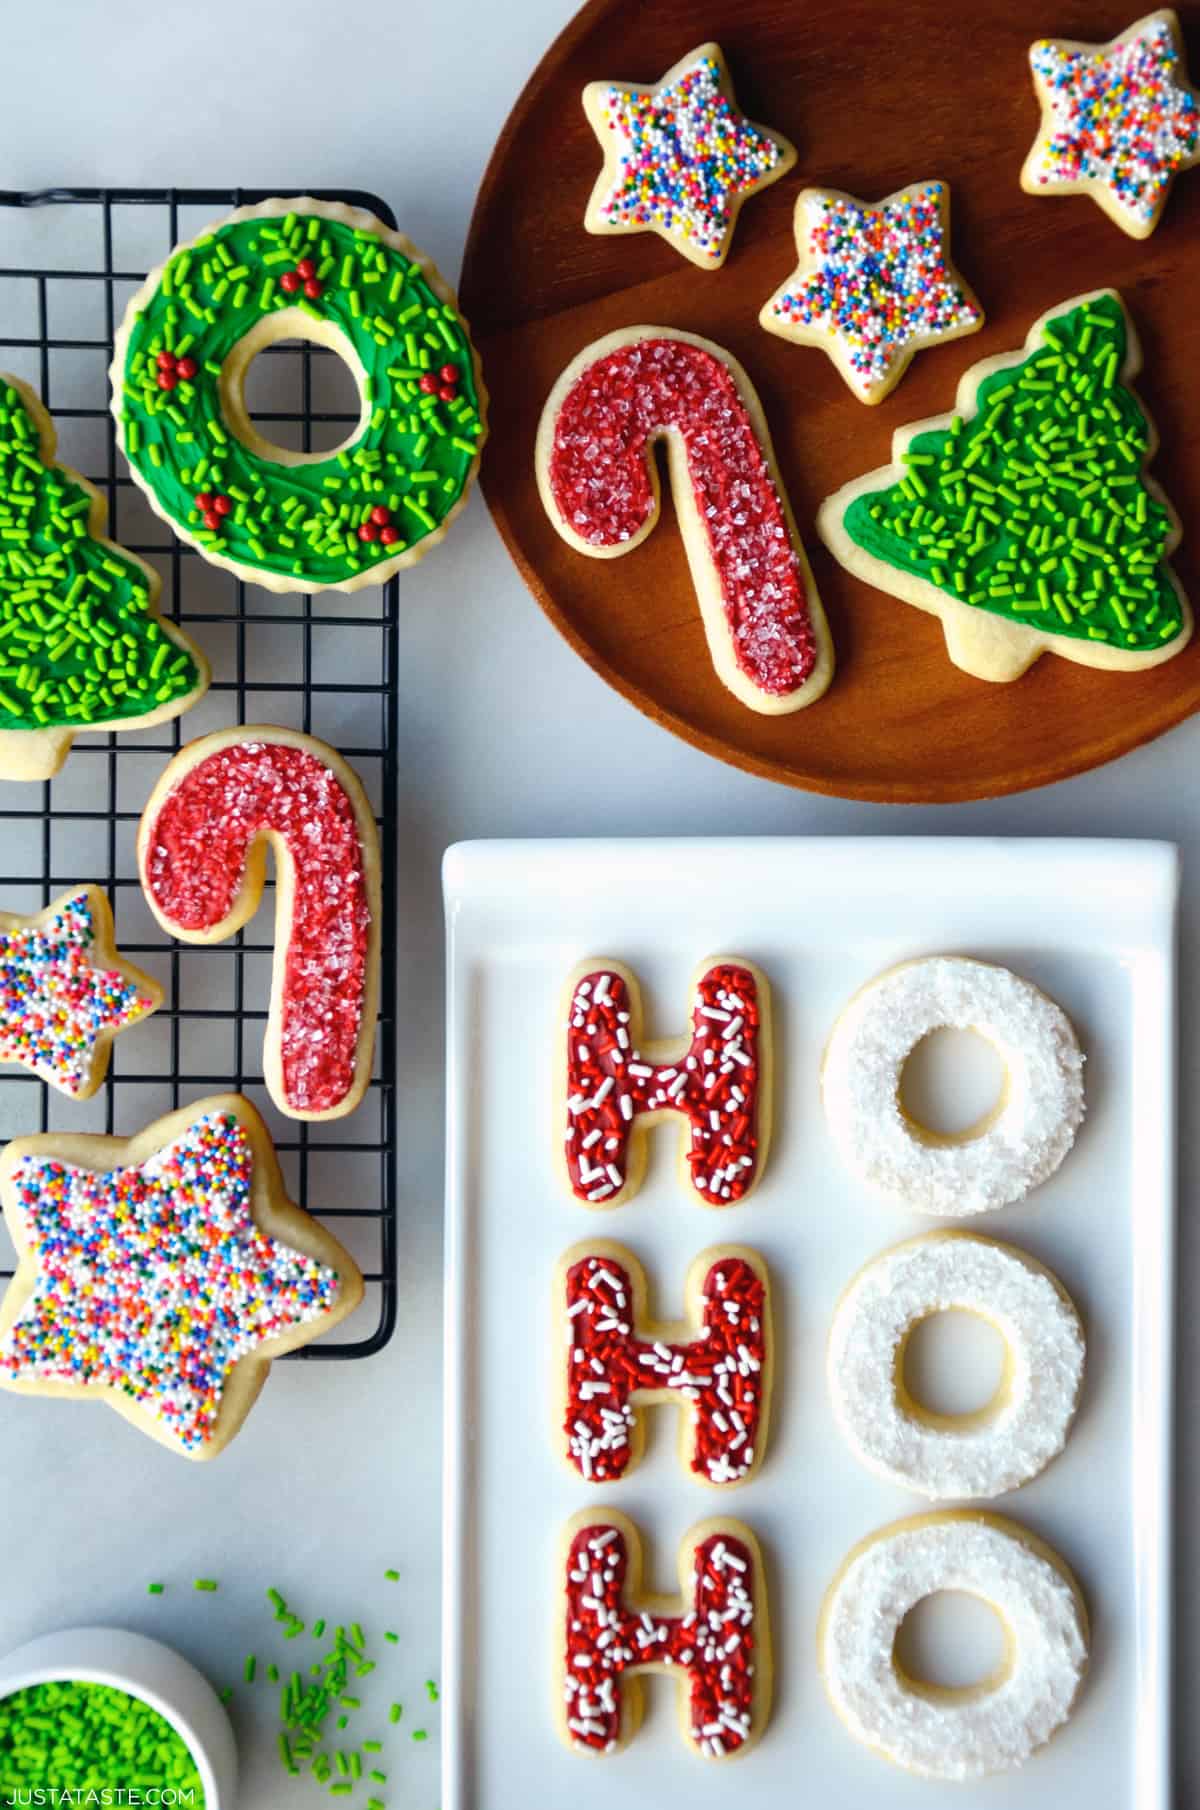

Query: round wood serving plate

[460,0,1200,802]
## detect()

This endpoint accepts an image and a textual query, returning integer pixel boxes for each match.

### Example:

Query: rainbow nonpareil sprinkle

[1028,13,1200,231]
[0,891,154,1094]
[591,51,787,260]
[0,1111,341,1450]
[765,185,981,401]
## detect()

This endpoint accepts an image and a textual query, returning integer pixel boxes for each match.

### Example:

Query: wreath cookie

[111,198,487,594]
[1021,9,1200,240]
[817,290,1192,681]
[582,43,796,268]
[0,375,208,783]
[0,886,161,1098]
[0,1095,363,1458]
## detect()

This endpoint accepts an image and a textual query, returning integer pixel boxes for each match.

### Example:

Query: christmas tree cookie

[0,375,208,782]
[817,291,1192,682]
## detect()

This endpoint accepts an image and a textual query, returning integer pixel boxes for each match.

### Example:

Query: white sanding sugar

[822,956,1085,1215]
[827,1234,1085,1498]
[820,1515,1089,1779]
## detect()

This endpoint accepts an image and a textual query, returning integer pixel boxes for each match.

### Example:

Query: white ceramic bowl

[0,1626,237,1809]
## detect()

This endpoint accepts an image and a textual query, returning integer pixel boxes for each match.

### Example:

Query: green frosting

[0,1679,206,1797]
[117,209,484,584]
[0,383,200,734]
[842,294,1181,651]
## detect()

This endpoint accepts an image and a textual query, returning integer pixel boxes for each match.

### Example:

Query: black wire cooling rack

[0,187,398,1358]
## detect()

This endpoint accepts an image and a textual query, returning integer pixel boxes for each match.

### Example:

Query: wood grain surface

[460,0,1200,802]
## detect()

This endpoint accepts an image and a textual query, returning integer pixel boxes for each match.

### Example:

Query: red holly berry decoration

[194,491,232,533]
[359,504,401,548]
[418,373,439,395]
[280,255,323,302]
[440,364,460,385]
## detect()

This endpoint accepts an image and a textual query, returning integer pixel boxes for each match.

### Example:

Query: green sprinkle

[425,1680,440,1701]
[147,1583,164,1595]
[412,1729,428,1742]
[389,1703,402,1724]
[194,1578,219,1592]
[245,1655,257,1683]
[384,1569,400,1582]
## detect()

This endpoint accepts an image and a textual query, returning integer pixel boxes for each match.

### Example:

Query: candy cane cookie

[822,957,1085,1216]
[558,1241,772,1486]
[0,1095,363,1458]
[827,1234,1085,1499]
[111,198,487,593]
[559,957,771,1208]
[137,728,380,1122]
[0,886,161,1099]
[536,329,834,714]
[557,1508,772,1758]
[819,1510,1089,1779]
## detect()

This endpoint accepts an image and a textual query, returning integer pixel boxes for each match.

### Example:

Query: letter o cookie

[819,1510,1089,1779]
[827,1233,1085,1499]
[822,956,1085,1215]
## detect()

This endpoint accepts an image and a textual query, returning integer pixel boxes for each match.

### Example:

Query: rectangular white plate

[441,838,1176,1810]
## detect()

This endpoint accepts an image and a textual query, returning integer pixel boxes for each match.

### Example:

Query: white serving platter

[441,838,1177,1810]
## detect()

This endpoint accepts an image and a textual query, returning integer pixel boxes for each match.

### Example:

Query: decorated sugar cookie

[1021,10,1199,239]
[759,182,983,405]
[817,290,1192,681]
[819,1511,1089,1779]
[827,1233,1085,1499]
[0,886,160,1098]
[537,330,834,713]
[558,1242,772,1486]
[557,1508,772,1758]
[111,198,487,593]
[0,375,208,783]
[138,728,380,1122]
[0,1096,363,1458]
[559,957,771,1207]
[582,43,795,268]
[822,956,1085,1216]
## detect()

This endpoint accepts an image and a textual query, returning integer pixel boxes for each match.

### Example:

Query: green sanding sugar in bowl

[0,1680,205,1798]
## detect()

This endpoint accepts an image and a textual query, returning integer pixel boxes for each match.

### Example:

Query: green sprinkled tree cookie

[817,290,1192,681]
[111,197,488,594]
[0,376,208,782]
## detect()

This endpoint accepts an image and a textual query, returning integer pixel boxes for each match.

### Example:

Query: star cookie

[0,1096,364,1457]
[1021,9,1200,238]
[582,42,796,268]
[759,182,983,405]
[0,885,160,1098]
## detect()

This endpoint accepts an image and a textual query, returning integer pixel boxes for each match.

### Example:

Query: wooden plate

[460,0,1200,802]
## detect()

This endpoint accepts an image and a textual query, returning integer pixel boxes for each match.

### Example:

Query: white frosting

[822,957,1085,1215]
[821,1515,1088,1779]
[827,1235,1085,1498]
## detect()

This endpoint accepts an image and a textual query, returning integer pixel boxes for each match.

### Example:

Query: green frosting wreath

[113,200,486,592]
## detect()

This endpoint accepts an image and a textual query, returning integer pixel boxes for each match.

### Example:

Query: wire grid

[0,188,398,1358]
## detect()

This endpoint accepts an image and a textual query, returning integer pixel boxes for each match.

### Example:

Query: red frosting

[142,741,372,1114]
[563,1521,760,1756]
[564,963,764,1204]
[546,338,818,697]
[564,1252,767,1483]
